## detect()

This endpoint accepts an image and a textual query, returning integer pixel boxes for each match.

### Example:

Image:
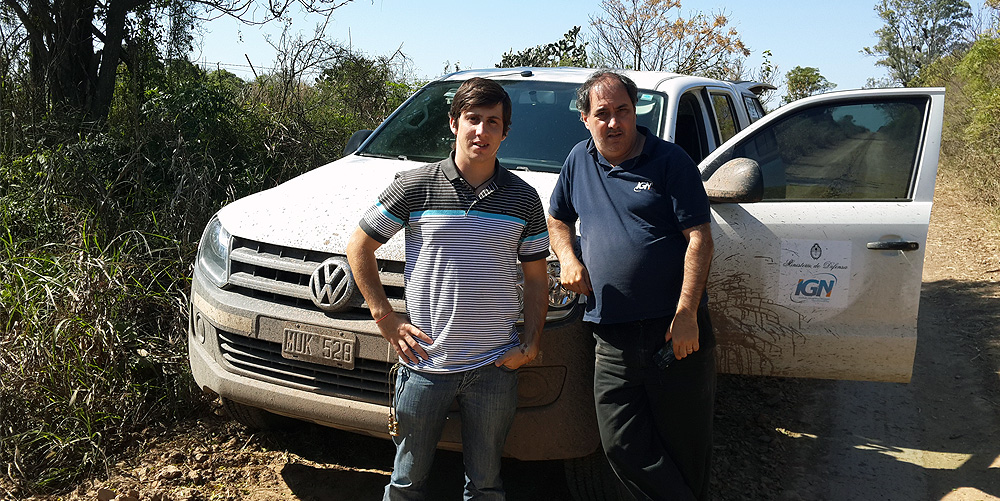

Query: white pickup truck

[187,67,943,498]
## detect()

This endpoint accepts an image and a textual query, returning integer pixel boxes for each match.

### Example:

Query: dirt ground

[15,169,1000,501]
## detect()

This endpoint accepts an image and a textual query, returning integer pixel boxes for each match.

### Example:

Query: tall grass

[0,226,199,491]
[0,45,410,494]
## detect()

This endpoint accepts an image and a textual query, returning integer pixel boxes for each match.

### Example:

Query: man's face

[450,102,507,165]
[581,80,637,165]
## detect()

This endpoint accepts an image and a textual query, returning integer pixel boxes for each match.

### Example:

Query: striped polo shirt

[359,153,550,373]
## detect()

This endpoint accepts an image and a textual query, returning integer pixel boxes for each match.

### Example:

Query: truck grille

[227,236,406,313]
[218,329,395,406]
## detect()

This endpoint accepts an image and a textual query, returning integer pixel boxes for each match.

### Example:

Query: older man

[547,70,716,501]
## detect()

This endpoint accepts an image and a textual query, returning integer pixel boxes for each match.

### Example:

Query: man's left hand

[666,310,700,360]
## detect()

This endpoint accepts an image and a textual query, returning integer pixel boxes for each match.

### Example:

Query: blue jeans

[384,363,519,501]
[592,308,717,501]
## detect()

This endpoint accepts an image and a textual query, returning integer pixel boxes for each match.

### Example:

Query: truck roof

[439,66,766,96]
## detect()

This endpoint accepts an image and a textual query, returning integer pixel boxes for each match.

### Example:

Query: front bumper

[188,269,601,460]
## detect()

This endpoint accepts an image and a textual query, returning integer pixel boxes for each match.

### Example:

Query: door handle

[866,241,920,251]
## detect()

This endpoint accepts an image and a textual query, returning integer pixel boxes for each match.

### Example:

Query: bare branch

[588,0,748,76]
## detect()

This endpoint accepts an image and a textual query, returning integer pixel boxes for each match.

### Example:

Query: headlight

[197,215,231,287]
[515,261,580,323]
[546,261,578,308]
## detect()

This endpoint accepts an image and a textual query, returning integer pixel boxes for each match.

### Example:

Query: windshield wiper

[357,152,405,160]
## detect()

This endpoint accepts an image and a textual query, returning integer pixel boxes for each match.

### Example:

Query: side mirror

[343,130,374,156]
[704,158,763,203]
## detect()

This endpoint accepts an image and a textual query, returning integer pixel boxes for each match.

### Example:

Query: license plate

[281,326,356,370]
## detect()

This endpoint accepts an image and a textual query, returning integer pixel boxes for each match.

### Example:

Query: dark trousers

[591,309,716,501]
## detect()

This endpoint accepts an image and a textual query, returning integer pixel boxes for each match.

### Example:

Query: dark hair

[449,77,512,135]
[575,70,639,114]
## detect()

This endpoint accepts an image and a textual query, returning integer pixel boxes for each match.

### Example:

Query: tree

[782,66,836,104]
[727,48,779,108]
[497,26,588,68]
[588,0,749,77]
[0,0,354,121]
[863,0,973,86]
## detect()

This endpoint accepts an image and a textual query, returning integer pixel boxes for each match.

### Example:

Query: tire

[564,448,634,501]
[221,398,294,430]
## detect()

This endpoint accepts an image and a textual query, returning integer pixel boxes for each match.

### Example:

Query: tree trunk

[91,0,130,121]
[49,0,98,115]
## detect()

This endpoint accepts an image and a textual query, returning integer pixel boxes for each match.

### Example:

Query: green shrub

[0,228,201,492]
[915,33,1000,215]
[0,43,414,494]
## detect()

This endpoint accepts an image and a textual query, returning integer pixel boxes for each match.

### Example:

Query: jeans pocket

[498,364,519,373]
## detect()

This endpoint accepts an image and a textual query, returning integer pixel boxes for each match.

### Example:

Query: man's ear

[449,115,458,135]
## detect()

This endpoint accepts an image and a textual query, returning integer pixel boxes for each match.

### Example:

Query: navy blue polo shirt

[549,126,710,324]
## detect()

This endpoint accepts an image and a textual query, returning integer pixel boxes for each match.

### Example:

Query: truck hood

[216,155,560,261]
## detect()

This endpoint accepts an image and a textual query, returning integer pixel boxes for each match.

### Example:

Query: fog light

[194,312,207,344]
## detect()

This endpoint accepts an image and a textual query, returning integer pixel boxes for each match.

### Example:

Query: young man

[547,70,716,501]
[346,77,550,500]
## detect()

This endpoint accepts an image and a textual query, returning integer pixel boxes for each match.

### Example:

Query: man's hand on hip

[495,341,539,370]
[378,314,433,364]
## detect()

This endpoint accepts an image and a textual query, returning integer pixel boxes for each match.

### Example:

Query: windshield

[360,79,667,172]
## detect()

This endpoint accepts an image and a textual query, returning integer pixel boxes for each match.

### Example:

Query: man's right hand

[560,259,593,296]
[546,215,592,296]
[377,313,433,364]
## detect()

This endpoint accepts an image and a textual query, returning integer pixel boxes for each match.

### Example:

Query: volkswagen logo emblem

[309,256,356,312]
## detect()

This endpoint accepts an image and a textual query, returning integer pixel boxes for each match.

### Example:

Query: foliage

[588,0,750,78]
[916,31,1000,211]
[863,0,973,86]
[316,50,413,136]
[0,229,197,492]
[726,49,779,109]
[950,36,1000,206]
[0,10,412,491]
[0,0,355,121]
[782,66,837,104]
[497,26,589,68]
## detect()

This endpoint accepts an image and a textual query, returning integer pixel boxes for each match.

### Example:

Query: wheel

[563,448,634,501]
[221,398,294,430]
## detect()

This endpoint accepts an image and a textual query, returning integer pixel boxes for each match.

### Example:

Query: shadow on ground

[246,278,999,501]
[771,279,1000,501]
[264,424,572,500]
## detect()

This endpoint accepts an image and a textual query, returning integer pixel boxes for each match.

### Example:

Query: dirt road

[27,171,1000,501]
[772,168,1000,501]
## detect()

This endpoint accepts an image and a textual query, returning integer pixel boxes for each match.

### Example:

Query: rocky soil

[11,169,999,501]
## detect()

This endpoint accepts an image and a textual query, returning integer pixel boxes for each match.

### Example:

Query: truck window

[360,80,667,173]
[674,91,711,163]
[720,98,928,200]
[744,95,765,122]
[710,92,739,143]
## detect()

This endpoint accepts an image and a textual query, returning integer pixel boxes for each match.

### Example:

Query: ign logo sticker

[792,273,838,301]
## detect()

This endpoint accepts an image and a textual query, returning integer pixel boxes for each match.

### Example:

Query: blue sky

[194,0,988,95]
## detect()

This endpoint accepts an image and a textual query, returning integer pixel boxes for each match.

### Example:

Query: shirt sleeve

[548,144,582,223]
[519,189,550,262]
[667,148,711,230]
[359,174,409,244]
